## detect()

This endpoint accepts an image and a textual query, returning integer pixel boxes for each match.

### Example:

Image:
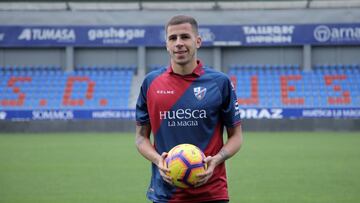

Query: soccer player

[135,15,243,203]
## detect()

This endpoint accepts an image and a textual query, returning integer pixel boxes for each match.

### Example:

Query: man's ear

[196,35,202,48]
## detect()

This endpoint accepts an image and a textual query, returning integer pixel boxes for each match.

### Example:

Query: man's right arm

[135,124,172,184]
[135,124,161,164]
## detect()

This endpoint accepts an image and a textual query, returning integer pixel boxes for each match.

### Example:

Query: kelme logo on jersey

[193,87,207,100]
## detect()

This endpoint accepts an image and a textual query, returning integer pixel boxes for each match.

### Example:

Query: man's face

[166,23,201,66]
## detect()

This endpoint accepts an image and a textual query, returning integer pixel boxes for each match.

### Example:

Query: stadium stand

[0,0,359,132]
[2,63,358,110]
[228,64,360,108]
[0,65,135,109]
[148,65,168,73]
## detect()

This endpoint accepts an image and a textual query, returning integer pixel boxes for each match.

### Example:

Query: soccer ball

[164,144,207,188]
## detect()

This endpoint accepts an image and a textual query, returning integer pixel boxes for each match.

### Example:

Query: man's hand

[194,155,217,187]
[196,125,243,187]
[195,148,232,187]
[157,152,173,185]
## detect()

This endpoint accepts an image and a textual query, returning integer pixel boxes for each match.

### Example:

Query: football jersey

[136,60,241,203]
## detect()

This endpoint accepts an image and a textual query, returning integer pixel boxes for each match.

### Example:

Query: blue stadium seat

[0,64,135,110]
[227,63,360,108]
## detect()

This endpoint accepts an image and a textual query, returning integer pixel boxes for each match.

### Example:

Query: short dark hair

[165,15,199,35]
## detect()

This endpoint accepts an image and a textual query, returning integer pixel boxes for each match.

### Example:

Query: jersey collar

[166,60,204,77]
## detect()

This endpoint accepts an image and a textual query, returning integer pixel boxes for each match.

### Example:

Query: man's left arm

[214,124,243,164]
[195,124,243,187]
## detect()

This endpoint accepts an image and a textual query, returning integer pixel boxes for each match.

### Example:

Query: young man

[135,15,243,203]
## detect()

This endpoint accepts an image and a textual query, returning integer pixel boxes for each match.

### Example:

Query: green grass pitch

[1,132,360,203]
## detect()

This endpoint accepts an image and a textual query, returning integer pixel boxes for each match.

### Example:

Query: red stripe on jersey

[147,69,198,135]
[204,121,224,157]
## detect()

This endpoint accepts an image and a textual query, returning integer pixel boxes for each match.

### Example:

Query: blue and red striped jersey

[136,60,241,203]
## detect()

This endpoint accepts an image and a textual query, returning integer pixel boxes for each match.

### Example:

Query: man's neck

[171,60,198,75]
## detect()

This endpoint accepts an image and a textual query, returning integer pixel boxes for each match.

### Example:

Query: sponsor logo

[314,25,360,43]
[18,28,75,42]
[198,28,215,42]
[88,27,145,44]
[234,100,240,116]
[156,90,175,95]
[92,110,135,119]
[0,111,6,120]
[32,110,74,120]
[160,108,207,127]
[239,108,283,119]
[160,27,215,42]
[193,87,207,100]
[314,25,331,42]
[302,109,360,118]
[160,109,207,120]
[243,25,295,44]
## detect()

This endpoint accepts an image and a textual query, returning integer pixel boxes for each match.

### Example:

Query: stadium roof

[0,0,360,11]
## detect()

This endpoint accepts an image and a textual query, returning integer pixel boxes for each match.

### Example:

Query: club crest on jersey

[193,87,207,100]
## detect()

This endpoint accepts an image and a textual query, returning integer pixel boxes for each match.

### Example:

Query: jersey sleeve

[136,79,150,126]
[221,76,241,128]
